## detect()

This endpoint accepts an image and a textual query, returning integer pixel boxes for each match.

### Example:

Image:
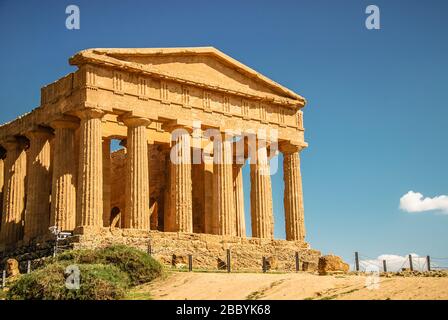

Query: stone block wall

[72,229,320,272]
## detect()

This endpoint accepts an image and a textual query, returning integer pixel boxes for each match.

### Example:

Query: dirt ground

[128,271,448,300]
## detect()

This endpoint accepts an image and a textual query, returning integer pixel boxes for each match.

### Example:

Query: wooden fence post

[53,239,57,257]
[382,260,387,272]
[226,249,231,273]
[295,252,300,272]
[355,252,360,271]
[147,240,152,255]
[188,254,193,272]
[426,255,431,272]
[27,260,31,274]
[408,254,414,271]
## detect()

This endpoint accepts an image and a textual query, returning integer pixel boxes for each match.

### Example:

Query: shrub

[7,262,129,300]
[54,245,163,285]
[7,245,163,300]
[56,248,98,264]
[97,245,163,285]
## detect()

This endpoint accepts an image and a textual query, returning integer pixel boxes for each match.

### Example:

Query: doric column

[203,155,214,234]
[121,115,151,229]
[282,143,306,241]
[163,150,172,231]
[102,138,111,227]
[50,117,78,232]
[250,139,274,239]
[233,163,246,237]
[75,109,104,232]
[24,128,53,241]
[0,137,28,245]
[0,147,6,218]
[212,133,235,235]
[168,125,192,232]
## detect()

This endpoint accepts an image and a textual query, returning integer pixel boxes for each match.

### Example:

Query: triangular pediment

[70,47,305,106]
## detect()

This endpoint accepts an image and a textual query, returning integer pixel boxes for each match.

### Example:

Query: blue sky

[0,0,447,264]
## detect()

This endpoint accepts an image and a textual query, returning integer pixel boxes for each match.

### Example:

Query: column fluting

[250,139,274,239]
[122,116,151,229]
[0,137,28,245]
[169,126,192,232]
[50,118,78,232]
[233,163,246,237]
[24,128,53,241]
[282,145,306,241]
[102,139,111,227]
[75,109,104,232]
[213,133,236,235]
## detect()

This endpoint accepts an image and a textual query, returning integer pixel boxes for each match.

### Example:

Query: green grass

[245,279,285,300]
[319,295,338,300]
[124,290,153,300]
[246,290,264,300]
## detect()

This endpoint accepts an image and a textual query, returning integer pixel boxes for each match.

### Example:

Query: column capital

[118,114,151,128]
[0,146,6,159]
[279,141,307,154]
[73,108,105,120]
[162,119,193,133]
[24,126,54,141]
[219,131,236,141]
[2,136,29,151]
[50,116,80,130]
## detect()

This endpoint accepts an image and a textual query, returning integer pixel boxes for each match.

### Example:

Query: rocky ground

[128,270,448,300]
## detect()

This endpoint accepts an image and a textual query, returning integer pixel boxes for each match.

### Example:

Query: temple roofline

[69,47,306,105]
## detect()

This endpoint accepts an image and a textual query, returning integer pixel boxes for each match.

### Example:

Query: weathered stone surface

[250,140,274,239]
[6,258,20,277]
[172,254,187,268]
[122,115,151,229]
[318,255,350,275]
[281,143,305,241]
[102,138,111,227]
[24,128,53,241]
[167,125,193,233]
[233,163,246,237]
[265,256,278,271]
[212,134,236,236]
[217,257,227,270]
[302,261,318,272]
[72,230,320,272]
[76,109,104,231]
[0,137,27,246]
[50,117,78,232]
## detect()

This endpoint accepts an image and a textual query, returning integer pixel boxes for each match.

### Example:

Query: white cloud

[399,191,448,214]
[357,253,429,272]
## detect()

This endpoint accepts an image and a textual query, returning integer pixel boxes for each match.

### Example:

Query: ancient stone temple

[0,48,318,270]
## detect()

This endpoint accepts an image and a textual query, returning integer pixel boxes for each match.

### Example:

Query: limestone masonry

[0,47,317,269]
